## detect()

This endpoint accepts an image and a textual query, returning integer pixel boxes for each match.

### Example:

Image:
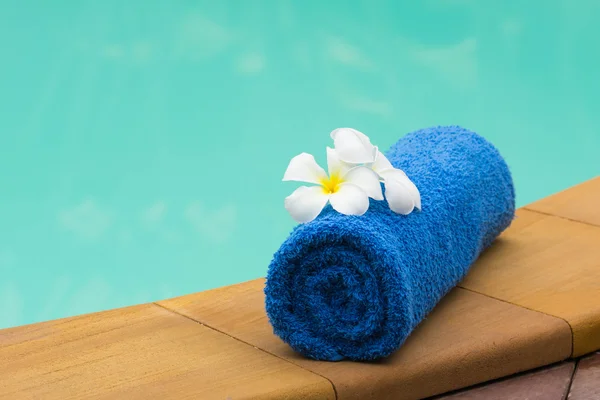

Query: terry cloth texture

[265,126,515,361]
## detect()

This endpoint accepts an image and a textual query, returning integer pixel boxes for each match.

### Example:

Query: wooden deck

[1,177,599,400]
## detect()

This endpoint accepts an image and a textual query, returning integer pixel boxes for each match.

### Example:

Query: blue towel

[264,126,515,361]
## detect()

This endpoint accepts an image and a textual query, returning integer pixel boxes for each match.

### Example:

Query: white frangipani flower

[330,127,421,215]
[330,128,378,164]
[283,148,383,223]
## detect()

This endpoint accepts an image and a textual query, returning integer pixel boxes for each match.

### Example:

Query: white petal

[379,169,417,215]
[343,166,384,200]
[330,128,377,164]
[326,147,353,177]
[329,183,370,216]
[404,177,421,210]
[371,150,394,174]
[379,168,420,208]
[283,153,328,184]
[284,186,329,223]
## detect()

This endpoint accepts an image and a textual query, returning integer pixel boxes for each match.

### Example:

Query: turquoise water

[1,1,598,329]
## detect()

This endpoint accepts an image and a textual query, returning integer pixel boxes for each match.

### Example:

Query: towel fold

[265,126,515,361]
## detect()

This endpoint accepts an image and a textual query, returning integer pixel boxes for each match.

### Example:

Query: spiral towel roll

[264,126,515,361]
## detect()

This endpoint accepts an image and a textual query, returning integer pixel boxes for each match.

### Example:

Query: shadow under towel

[264,126,515,361]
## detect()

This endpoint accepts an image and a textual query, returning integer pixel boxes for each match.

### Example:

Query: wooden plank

[434,362,575,400]
[460,209,600,357]
[0,304,335,400]
[158,279,571,400]
[568,352,600,400]
[525,176,600,227]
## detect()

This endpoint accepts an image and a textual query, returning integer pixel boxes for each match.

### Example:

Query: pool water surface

[0,0,598,329]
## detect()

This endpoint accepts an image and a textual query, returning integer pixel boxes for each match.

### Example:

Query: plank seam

[152,302,339,400]
[523,207,600,229]
[564,358,580,398]
[457,286,575,358]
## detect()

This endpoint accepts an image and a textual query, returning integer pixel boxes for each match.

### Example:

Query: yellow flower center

[321,173,343,194]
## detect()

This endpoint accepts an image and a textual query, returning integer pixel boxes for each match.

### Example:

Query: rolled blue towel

[264,126,515,361]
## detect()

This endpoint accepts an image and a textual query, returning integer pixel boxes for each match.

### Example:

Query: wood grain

[0,304,335,400]
[460,209,600,357]
[525,176,600,227]
[158,279,572,400]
